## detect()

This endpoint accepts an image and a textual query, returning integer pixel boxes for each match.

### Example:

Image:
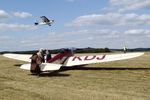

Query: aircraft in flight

[3,49,144,75]
[34,16,54,26]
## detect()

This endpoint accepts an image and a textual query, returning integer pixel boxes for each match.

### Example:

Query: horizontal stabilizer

[20,64,31,70]
[40,63,62,71]
[20,63,62,71]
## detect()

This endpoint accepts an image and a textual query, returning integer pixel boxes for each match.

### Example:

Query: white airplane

[34,16,54,26]
[3,49,144,74]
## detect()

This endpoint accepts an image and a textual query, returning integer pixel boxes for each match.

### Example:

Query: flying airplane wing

[3,53,32,62]
[64,52,144,66]
[40,16,50,22]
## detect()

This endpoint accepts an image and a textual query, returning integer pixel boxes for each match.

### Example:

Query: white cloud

[0,23,36,31]
[19,29,121,48]
[124,29,150,36]
[2,28,149,50]
[67,13,150,27]
[0,35,14,48]
[109,0,150,11]
[0,10,9,19]
[13,12,32,18]
[0,35,11,40]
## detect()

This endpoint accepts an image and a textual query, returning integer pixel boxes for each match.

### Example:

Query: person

[44,50,52,63]
[123,46,127,53]
[30,48,44,75]
[37,48,44,62]
[30,53,42,75]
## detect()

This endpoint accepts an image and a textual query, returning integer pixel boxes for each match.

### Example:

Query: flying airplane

[34,16,54,26]
[3,49,144,74]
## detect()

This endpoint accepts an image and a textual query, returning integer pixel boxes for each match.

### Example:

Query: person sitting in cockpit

[44,50,52,63]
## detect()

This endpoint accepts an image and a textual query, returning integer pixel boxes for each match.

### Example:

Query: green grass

[0,52,150,100]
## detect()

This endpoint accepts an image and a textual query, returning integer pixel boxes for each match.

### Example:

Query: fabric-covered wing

[65,52,144,66]
[3,53,32,62]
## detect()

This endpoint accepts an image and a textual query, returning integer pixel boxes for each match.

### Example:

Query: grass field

[0,52,150,100]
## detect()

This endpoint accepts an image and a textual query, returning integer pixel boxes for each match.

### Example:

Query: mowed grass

[0,52,150,100]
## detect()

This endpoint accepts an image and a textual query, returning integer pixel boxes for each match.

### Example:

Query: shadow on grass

[14,64,150,77]
[60,66,150,72]
[14,64,70,77]
[29,72,70,77]
[14,64,23,67]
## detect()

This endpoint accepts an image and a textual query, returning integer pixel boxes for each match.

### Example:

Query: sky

[0,0,150,51]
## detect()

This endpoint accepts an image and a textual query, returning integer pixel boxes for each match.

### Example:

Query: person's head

[46,50,49,54]
[39,48,43,53]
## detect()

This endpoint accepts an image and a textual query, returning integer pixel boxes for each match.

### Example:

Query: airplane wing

[3,53,32,62]
[40,16,50,22]
[3,52,144,72]
[64,52,144,66]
